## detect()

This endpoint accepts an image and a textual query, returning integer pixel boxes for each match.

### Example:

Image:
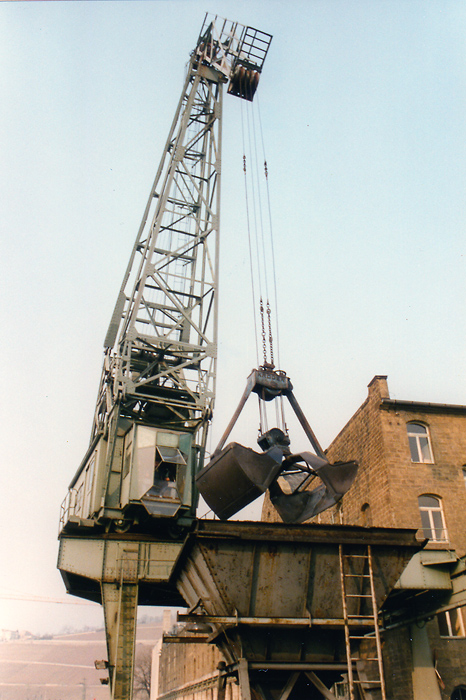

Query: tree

[134,646,152,699]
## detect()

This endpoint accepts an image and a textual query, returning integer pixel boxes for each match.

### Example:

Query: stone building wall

[321,375,466,556]
[156,631,240,700]
[314,375,466,699]
[426,618,466,699]
[324,375,395,529]
[383,627,414,700]
[157,633,223,694]
[158,376,466,699]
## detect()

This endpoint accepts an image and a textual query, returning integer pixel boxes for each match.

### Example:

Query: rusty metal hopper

[171,520,421,667]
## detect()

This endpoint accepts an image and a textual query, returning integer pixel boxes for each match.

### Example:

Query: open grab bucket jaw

[196,367,359,522]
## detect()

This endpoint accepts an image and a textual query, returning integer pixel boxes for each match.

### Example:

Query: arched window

[418,495,447,542]
[462,466,466,489]
[451,687,466,700]
[407,423,434,463]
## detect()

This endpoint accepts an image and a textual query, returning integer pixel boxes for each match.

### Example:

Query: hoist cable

[246,104,271,355]
[251,104,274,368]
[257,95,281,370]
[241,97,282,374]
[251,104,270,305]
[240,95,289,438]
[240,101,260,367]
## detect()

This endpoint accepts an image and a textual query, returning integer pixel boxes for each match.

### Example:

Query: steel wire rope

[240,100,260,368]
[256,95,281,371]
[250,102,275,369]
[245,101,264,302]
[250,102,270,301]
[242,99,271,435]
[256,95,287,435]
[242,98,288,437]
[244,100,273,368]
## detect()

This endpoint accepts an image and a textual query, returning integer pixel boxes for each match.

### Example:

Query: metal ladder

[339,544,386,700]
[113,581,138,698]
[102,549,139,700]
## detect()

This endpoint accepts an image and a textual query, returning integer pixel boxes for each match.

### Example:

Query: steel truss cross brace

[218,659,340,700]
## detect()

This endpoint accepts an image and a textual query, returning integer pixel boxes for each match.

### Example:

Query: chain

[267,299,274,367]
[260,297,267,366]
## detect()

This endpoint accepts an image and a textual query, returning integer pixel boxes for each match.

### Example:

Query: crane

[57,15,358,697]
[58,15,273,699]
[58,16,272,539]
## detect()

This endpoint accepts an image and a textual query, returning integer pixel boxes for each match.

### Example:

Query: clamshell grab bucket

[270,458,359,524]
[196,443,283,520]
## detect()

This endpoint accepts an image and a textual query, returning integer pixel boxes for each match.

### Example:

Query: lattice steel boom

[59,15,272,534]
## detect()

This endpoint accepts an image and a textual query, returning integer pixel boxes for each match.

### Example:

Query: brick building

[316,375,466,554]
[157,376,466,700]
[263,375,466,699]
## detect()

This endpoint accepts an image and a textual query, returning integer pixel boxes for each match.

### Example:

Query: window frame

[438,607,466,638]
[418,494,448,543]
[407,422,434,464]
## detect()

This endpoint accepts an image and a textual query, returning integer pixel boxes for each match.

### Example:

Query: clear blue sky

[0,0,465,634]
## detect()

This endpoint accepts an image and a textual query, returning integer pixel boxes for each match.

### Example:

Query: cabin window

[157,431,179,448]
[153,446,186,499]
[407,423,434,463]
[75,483,84,514]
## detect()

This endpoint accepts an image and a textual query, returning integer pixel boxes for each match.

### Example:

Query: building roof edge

[381,398,466,414]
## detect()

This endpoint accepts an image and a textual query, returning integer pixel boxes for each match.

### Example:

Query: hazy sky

[1,0,465,635]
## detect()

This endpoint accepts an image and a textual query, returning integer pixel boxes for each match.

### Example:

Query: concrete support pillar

[410,624,442,700]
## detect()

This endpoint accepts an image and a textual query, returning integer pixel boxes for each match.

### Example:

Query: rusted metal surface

[195,443,283,520]
[173,520,420,613]
[170,520,421,671]
[166,520,423,697]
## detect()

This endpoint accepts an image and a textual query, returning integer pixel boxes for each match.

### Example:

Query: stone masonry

[158,376,466,700]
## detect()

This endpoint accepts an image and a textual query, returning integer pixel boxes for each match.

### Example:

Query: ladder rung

[354,681,381,686]
[345,573,370,578]
[346,593,372,598]
[348,629,376,633]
